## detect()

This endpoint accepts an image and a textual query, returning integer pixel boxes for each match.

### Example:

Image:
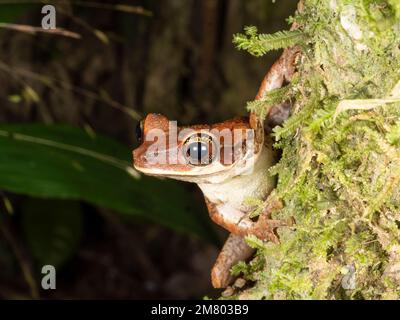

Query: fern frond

[247,86,290,120]
[233,26,304,57]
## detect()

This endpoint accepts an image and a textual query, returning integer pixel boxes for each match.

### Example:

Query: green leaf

[21,198,83,268]
[0,124,216,242]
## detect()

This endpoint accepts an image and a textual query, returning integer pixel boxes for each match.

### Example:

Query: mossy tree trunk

[233,0,400,299]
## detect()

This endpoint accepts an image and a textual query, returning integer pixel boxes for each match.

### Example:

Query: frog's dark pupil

[135,121,143,142]
[187,141,208,164]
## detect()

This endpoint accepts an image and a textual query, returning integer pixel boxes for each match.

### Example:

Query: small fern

[233,26,304,57]
[247,86,291,120]
[243,197,265,218]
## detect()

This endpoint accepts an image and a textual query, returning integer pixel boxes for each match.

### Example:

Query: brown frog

[133,46,299,288]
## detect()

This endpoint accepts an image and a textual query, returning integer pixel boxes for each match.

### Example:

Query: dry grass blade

[0,0,152,16]
[334,98,400,119]
[73,1,153,16]
[0,22,81,38]
[334,80,400,119]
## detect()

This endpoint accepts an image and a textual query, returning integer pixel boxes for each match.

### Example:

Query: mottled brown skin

[133,115,252,176]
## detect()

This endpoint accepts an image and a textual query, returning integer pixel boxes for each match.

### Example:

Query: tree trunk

[234,0,400,300]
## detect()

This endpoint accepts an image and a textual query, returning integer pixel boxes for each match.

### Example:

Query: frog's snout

[132,146,146,169]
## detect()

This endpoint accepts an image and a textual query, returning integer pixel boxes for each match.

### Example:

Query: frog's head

[133,113,262,183]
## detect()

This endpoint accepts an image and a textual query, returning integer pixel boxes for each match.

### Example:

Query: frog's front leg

[205,198,275,288]
[205,198,294,288]
[204,197,254,237]
[205,197,293,243]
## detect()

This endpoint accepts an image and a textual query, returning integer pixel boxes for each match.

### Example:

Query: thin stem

[0,22,81,38]
[0,0,152,16]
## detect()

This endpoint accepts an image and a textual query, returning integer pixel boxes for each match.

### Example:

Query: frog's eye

[183,134,215,166]
[135,120,144,143]
[186,141,209,163]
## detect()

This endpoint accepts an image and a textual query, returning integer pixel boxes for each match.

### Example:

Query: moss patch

[233,0,400,299]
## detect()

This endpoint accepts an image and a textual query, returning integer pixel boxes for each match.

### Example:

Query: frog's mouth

[133,153,259,184]
[133,162,232,178]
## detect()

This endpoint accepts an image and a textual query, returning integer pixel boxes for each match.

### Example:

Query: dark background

[0,0,296,299]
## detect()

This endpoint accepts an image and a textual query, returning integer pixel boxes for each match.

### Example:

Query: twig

[0,0,152,16]
[0,22,81,39]
[69,1,152,16]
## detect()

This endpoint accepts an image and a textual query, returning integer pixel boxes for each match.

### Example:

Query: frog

[133,46,299,289]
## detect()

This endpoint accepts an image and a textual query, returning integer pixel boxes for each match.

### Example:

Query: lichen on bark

[232,0,400,299]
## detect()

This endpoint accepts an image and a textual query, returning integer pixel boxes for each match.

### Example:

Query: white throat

[197,145,276,209]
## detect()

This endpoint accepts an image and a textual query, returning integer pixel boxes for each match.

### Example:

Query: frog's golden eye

[183,134,215,166]
[135,120,144,143]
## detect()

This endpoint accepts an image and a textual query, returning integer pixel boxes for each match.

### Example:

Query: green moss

[233,0,400,299]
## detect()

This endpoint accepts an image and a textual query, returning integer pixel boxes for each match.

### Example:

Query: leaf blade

[0,124,216,241]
